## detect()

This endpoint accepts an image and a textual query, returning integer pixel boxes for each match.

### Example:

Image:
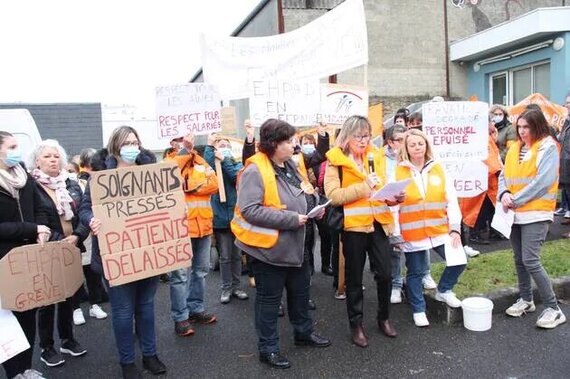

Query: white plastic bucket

[461,297,494,331]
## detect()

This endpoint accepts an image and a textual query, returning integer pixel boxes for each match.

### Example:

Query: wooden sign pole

[215,158,226,203]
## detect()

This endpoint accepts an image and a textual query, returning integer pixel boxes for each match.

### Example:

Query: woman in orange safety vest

[499,109,566,329]
[392,129,465,328]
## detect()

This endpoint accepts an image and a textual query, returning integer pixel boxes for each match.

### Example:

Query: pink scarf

[32,169,74,221]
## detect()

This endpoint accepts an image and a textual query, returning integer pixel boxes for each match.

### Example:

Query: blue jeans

[391,249,430,289]
[405,244,465,313]
[169,235,211,321]
[251,259,313,355]
[106,277,159,364]
[215,229,242,290]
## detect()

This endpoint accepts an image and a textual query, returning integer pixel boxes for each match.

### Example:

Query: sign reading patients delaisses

[155,83,222,139]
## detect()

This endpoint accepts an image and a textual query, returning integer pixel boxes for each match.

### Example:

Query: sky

[0,0,260,117]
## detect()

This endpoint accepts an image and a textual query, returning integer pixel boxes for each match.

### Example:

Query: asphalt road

[8,218,570,379]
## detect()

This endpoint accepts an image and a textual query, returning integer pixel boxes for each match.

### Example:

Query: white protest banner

[0,309,30,364]
[155,83,222,139]
[441,160,488,198]
[249,78,320,127]
[200,0,368,99]
[423,101,489,161]
[319,83,368,126]
[90,162,192,287]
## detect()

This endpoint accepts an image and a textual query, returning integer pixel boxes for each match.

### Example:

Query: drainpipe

[443,0,451,98]
[277,0,284,33]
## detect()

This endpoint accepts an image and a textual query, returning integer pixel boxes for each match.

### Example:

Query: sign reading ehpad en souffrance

[90,162,192,286]
[156,83,222,139]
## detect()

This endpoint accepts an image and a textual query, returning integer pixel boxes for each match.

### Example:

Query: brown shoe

[188,311,217,325]
[174,320,195,337]
[378,319,397,338]
[350,325,368,348]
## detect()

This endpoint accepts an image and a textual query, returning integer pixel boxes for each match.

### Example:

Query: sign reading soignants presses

[90,162,192,286]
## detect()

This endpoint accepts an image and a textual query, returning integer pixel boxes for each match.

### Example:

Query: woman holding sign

[78,126,167,378]
[29,139,91,369]
[0,131,50,379]
[232,119,330,369]
[499,110,566,329]
[324,115,401,348]
[393,129,465,327]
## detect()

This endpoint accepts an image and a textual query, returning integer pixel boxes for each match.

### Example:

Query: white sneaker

[22,369,45,379]
[536,307,566,329]
[334,290,346,300]
[435,291,462,308]
[422,275,437,290]
[89,304,108,319]
[505,298,536,317]
[565,210,570,218]
[464,245,480,258]
[73,308,85,325]
[390,288,402,304]
[413,312,429,327]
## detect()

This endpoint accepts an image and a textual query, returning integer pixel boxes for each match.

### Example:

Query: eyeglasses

[122,141,140,147]
[352,134,371,141]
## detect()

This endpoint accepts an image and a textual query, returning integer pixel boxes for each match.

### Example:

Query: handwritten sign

[221,106,237,136]
[320,83,368,126]
[249,79,320,127]
[0,242,83,311]
[200,0,368,99]
[155,83,222,139]
[90,162,192,286]
[0,309,30,364]
[423,101,489,161]
[441,160,488,198]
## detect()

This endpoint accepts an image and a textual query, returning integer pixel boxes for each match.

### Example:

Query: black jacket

[78,148,157,274]
[35,178,91,250]
[0,165,50,259]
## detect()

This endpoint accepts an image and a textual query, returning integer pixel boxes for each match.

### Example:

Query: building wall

[282,0,565,114]
[0,103,102,157]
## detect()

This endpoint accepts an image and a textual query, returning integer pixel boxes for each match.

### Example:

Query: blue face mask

[301,144,315,155]
[3,149,22,168]
[492,115,503,124]
[219,148,233,159]
[120,145,140,163]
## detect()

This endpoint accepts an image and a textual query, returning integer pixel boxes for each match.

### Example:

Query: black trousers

[331,230,340,288]
[473,196,495,233]
[251,258,313,354]
[38,297,74,348]
[72,264,108,308]
[1,309,36,378]
[342,223,392,327]
[315,217,332,269]
[304,221,315,274]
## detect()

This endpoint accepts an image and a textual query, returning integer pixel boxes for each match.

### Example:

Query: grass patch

[430,239,570,298]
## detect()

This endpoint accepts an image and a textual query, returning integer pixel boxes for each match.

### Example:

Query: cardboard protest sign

[0,309,30,363]
[200,0,368,99]
[155,83,222,139]
[423,101,489,161]
[319,83,369,126]
[441,160,488,198]
[507,93,568,132]
[0,242,83,312]
[249,78,320,127]
[90,162,192,287]
[221,106,237,136]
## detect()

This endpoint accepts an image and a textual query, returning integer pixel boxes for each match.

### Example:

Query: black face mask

[293,145,301,154]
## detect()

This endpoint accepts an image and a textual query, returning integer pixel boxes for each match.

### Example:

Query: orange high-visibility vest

[231,152,282,248]
[395,163,449,241]
[326,146,393,229]
[503,138,558,213]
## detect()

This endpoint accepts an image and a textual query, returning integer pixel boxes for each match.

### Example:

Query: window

[489,61,550,105]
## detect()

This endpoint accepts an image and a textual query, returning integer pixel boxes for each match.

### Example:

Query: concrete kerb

[424,275,570,325]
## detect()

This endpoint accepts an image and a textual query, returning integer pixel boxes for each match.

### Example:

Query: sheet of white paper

[307,199,332,218]
[444,235,468,267]
[369,179,412,201]
[490,202,514,239]
[0,309,31,364]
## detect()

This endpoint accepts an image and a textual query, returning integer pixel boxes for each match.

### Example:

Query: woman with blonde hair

[393,129,465,327]
[324,115,400,348]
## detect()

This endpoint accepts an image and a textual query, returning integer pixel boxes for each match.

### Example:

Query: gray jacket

[235,160,308,267]
[558,118,570,185]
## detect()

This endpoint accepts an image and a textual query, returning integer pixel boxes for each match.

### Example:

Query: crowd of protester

[1,92,569,378]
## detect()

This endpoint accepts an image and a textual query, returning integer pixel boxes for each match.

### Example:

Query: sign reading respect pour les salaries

[90,162,192,286]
